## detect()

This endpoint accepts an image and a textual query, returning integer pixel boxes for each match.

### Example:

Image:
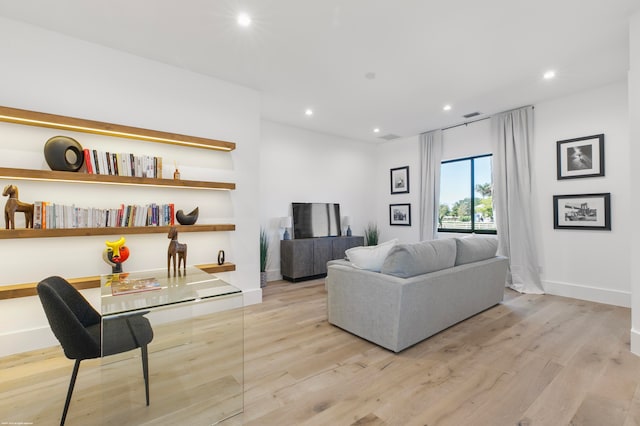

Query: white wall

[534,81,630,307]
[0,18,261,356]
[376,81,631,309]
[375,120,493,243]
[442,119,493,161]
[259,120,376,279]
[375,136,421,243]
[629,11,640,354]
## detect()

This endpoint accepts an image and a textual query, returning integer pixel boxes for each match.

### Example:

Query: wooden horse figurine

[3,184,34,230]
[167,226,187,276]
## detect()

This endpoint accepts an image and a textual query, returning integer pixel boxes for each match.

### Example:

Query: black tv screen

[292,203,341,238]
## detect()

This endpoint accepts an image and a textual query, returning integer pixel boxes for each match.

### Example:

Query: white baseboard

[266,268,282,282]
[243,287,263,306]
[631,328,640,356]
[0,326,58,358]
[542,279,630,308]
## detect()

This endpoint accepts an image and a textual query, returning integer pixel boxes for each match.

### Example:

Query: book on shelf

[111,275,162,296]
[33,201,43,229]
[31,201,175,229]
[82,148,162,178]
[83,149,93,174]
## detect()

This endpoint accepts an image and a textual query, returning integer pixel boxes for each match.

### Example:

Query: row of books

[83,149,162,178]
[33,202,175,229]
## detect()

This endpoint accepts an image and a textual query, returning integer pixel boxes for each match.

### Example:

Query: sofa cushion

[454,236,498,265]
[381,239,456,278]
[345,239,398,272]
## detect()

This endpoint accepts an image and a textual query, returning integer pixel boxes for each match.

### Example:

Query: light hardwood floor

[2,279,640,425]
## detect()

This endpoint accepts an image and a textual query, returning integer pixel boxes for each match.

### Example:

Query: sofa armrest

[326,260,407,351]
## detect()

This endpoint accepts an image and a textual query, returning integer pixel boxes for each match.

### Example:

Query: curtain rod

[441,116,490,131]
[422,105,534,135]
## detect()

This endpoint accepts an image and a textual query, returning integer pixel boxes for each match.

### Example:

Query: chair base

[59,346,150,425]
[61,359,81,426]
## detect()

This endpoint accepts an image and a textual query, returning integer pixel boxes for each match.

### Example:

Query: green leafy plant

[364,222,379,246]
[259,227,269,272]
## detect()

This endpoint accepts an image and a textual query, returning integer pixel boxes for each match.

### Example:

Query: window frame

[438,153,496,235]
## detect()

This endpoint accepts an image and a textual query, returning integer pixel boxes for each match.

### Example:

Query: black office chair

[37,276,154,426]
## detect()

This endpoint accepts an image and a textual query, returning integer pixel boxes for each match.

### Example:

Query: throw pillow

[345,239,398,272]
[454,235,498,265]
[381,239,456,278]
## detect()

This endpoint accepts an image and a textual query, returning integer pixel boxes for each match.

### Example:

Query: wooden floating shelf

[0,105,240,301]
[0,167,235,190]
[0,263,236,300]
[0,224,235,239]
[195,263,237,274]
[0,105,236,152]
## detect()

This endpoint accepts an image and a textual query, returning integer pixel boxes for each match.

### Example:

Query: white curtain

[419,130,443,241]
[491,106,544,294]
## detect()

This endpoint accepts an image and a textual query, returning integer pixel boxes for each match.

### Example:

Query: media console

[280,236,364,282]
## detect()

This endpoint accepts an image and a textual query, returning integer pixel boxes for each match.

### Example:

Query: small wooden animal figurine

[3,184,34,229]
[167,226,187,276]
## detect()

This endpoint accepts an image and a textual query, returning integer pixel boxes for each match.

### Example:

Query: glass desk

[101,266,241,316]
[97,266,243,425]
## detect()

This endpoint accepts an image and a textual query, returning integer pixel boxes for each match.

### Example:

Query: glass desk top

[100,266,241,316]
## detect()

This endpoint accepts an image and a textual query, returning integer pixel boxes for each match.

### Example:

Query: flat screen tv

[292,202,341,239]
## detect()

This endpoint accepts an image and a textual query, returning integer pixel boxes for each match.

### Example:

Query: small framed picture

[556,134,604,180]
[390,203,411,226]
[390,166,409,194]
[553,193,611,230]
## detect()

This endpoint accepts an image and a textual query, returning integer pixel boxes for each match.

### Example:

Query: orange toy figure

[103,237,130,273]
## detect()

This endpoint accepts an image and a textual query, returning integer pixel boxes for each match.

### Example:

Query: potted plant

[364,222,379,246]
[259,227,269,287]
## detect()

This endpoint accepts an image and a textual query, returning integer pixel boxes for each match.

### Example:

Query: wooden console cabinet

[280,236,364,282]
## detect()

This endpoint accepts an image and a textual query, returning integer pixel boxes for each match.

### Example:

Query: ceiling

[0,0,638,143]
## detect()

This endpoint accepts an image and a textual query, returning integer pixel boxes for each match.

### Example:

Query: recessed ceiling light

[443,104,452,111]
[543,70,556,80]
[373,128,380,133]
[305,109,313,116]
[237,12,252,27]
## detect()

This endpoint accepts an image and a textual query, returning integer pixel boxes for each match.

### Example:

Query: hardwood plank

[521,308,630,425]
[2,278,639,426]
[624,384,640,426]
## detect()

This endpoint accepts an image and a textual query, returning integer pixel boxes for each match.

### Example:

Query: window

[439,154,496,233]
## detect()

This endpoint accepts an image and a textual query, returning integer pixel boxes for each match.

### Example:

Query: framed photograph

[390,203,411,226]
[556,134,604,180]
[390,166,410,194]
[553,193,611,230]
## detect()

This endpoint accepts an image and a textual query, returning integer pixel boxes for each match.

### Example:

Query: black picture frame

[556,134,604,180]
[390,203,411,226]
[390,166,409,194]
[553,193,611,230]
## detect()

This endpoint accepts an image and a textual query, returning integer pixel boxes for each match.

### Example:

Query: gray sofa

[326,237,508,352]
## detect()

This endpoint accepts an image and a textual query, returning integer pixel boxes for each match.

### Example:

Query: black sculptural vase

[44,136,84,172]
[176,207,199,225]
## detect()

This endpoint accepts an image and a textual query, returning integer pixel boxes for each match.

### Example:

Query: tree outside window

[439,154,496,233]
